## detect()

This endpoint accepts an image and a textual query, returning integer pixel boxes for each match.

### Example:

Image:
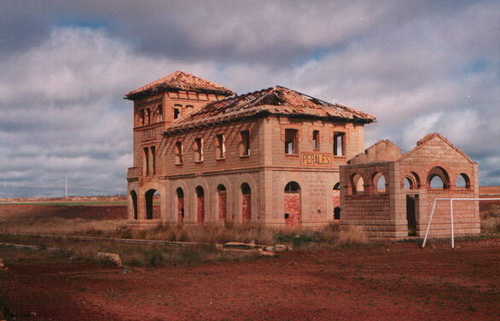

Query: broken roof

[165,86,376,133]
[125,70,235,99]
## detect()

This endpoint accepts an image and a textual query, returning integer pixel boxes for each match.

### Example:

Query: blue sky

[1,0,499,198]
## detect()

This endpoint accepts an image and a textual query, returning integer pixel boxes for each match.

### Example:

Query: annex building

[125,71,480,238]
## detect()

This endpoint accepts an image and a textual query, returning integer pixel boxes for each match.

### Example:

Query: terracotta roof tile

[125,70,235,99]
[165,86,376,133]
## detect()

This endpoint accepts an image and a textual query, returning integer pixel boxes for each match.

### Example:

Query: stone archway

[284,181,301,228]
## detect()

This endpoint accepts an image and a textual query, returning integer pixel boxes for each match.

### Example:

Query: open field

[0,194,499,320]
[1,239,499,321]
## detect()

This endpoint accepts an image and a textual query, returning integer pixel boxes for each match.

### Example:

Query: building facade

[340,134,480,238]
[125,71,375,228]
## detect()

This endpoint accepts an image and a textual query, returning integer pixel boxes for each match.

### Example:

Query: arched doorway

[130,190,138,220]
[145,189,160,220]
[217,184,227,223]
[333,182,340,220]
[284,181,301,228]
[196,186,205,225]
[241,183,251,223]
[176,188,184,223]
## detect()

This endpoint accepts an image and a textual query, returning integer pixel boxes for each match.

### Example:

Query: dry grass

[480,202,500,234]
[339,224,367,244]
[0,217,126,236]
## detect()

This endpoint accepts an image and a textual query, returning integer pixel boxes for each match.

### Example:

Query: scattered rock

[257,249,276,257]
[274,244,289,252]
[0,258,7,271]
[96,252,122,268]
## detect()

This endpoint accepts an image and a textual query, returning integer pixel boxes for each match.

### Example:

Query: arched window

[430,176,444,189]
[333,182,340,190]
[456,173,470,189]
[196,186,205,224]
[176,188,184,223]
[372,172,387,192]
[284,181,300,193]
[241,183,251,222]
[217,184,227,222]
[403,177,414,189]
[427,166,450,189]
[351,173,364,194]
[130,190,138,220]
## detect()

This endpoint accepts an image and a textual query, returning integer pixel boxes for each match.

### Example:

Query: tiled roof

[125,70,235,99]
[165,86,376,133]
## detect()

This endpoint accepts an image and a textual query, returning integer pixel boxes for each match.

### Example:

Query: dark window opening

[285,129,298,155]
[240,130,250,156]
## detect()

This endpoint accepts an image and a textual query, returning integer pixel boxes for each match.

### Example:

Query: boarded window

[285,129,298,155]
[240,130,250,156]
[334,132,345,156]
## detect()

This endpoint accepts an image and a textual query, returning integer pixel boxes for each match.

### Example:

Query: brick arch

[140,181,166,220]
[427,166,451,189]
[350,173,365,195]
[371,171,387,193]
[401,171,422,189]
[284,181,301,228]
[170,180,189,222]
[455,172,472,189]
[213,176,233,223]
[233,174,258,223]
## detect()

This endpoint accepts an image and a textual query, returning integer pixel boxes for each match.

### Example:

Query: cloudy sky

[1,0,499,198]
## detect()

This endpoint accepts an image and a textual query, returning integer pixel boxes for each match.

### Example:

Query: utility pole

[65,174,68,198]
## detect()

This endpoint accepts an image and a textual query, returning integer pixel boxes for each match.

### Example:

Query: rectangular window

[285,129,298,155]
[215,134,225,159]
[240,130,250,156]
[143,147,149,176]
[194,138,203,162]
[312,130,320,150]
[175,142,183,164]
[174,104,182,119]
[150,146,156,175]
[334,132,345,156]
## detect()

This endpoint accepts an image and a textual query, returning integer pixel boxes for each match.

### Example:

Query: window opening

[194,138,203,162]
[285,129,298,155]
[175,142,183,164]
[334,132,345,156]
[143,147,149,176]
[312,130,320,150]
[150,146,156,175]
[240,130,250,156]
[216,134,225,159]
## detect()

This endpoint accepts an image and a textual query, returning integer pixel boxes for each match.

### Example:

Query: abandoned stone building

[125,71,375,228]
[125,71,480,237]
[340,134,480,238]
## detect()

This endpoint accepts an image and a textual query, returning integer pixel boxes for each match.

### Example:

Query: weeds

[339,225,367,244]
[0,291,11,321]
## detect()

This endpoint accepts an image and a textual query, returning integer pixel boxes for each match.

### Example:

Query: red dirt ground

[1,240,499,321]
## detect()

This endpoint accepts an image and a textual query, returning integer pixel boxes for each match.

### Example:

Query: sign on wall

[300,152,333,166]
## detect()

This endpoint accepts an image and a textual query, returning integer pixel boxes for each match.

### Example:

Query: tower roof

[125,70,235,99]
[165,86,376,133]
